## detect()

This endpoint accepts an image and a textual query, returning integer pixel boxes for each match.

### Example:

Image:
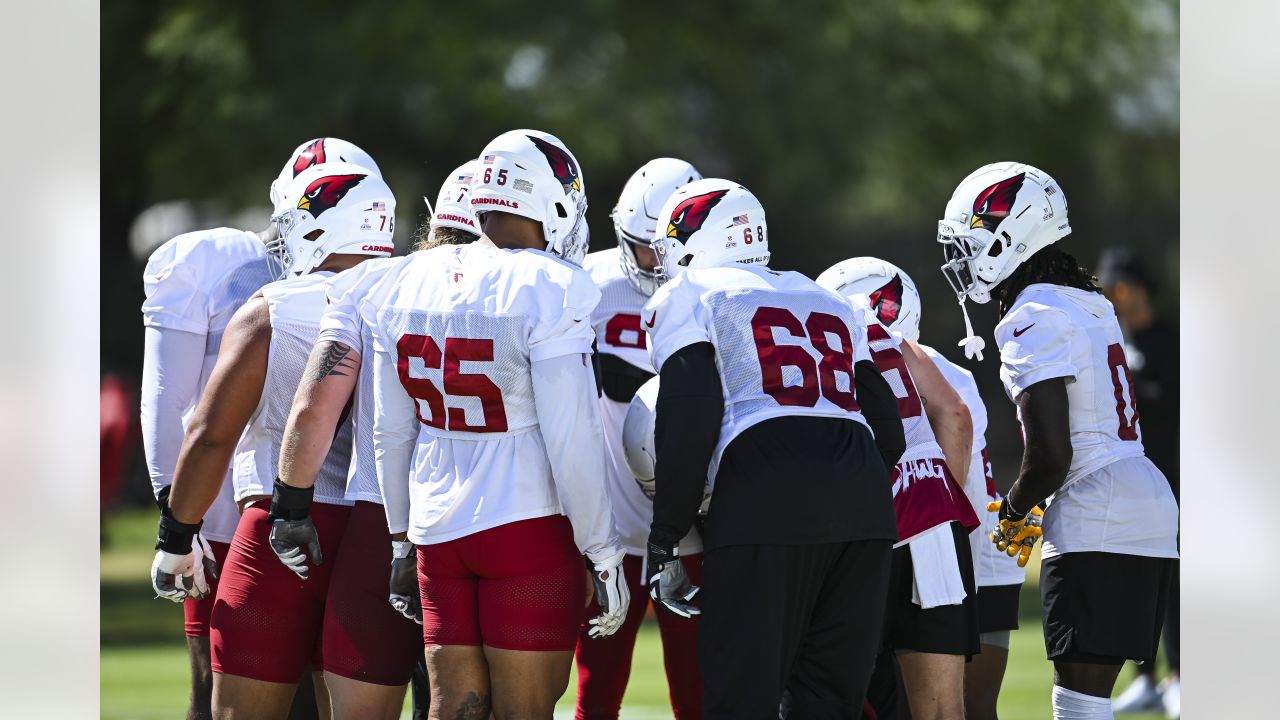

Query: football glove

[152,502,216,602]
[388,540,422,625]
[987,498,1044,568]
[268,478,322,579]
[645,541,700,619]
[586,550,631,638]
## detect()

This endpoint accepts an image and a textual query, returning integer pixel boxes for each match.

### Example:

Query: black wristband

[155,502,201,554]
[999,496,1028,523]
[269,478,314,522]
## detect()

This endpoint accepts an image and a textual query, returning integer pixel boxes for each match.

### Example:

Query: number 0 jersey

[585,249,702,556]
[234,271,355,506]
[368,242,605,546]
[996,284,1177,559]
[644,264,873,489]
[141,228,275,542]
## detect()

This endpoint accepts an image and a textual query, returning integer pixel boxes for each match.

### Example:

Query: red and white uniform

[140,228,274,637]
[644,264,875,489]
[584,249,702,557]
[860,314,978,547]
[370,242,622,651]
[211,271,356,683]
[312,256,421,686]
[995,284,1178,560]
[924,344,1025,588]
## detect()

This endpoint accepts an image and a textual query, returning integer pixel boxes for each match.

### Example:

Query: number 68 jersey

[996,283,1178,559]
[644,264,873,489]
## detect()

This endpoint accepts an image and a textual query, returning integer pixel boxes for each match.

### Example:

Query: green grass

[102,509,1164,719]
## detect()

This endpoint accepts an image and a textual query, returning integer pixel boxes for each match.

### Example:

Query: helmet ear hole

[304,229,325,241]
[677,254,693,267]
[987,240,1003,258]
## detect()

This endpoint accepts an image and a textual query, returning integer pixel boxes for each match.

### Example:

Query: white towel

[909,524,968,609]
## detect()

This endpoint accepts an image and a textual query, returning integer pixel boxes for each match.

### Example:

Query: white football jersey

[924,344,1025,587]
[319,256,409,504]
[585,249,702,556]
[996,284,1177,558]
[234,272,355,506]
[368,243,600,545]
[644,264,872,489]
[141,228,274,542]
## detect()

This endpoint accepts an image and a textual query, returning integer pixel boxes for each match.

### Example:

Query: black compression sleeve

[1007,377,1073,512]
[650,342,725,548]
[854,359,906,467]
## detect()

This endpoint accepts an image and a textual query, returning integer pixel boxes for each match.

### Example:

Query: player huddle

[142,131,1178,720]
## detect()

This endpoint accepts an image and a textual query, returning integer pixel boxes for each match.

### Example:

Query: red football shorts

[184,539,231,637]
[417,514,585,652]
[322,501,422,686]
[210,499,350,683]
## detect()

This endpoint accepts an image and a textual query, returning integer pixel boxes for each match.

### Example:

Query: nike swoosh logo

[645,312,657,328]
[1013,323,1035,337]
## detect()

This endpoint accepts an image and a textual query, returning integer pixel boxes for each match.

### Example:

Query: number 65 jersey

[996,283,1178,559]
[644,264,874,490]
[368,242,608,547]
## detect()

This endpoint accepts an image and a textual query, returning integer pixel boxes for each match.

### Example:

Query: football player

[368,130,628,719]
[642,178,904,718]
[152,161,396,719]
[575,158,705,720]
[268,163,479,720]
[819,257,1025,720]
[141,137,377,720]
[937,162,1179,720]
[816,260,979,720]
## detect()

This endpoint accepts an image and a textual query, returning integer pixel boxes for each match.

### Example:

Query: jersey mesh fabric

[996,284,1178,559]
[644,266,873,488]
[141,229,274,542]
[234,273,354,505]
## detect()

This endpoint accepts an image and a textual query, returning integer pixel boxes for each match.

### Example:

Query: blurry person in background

[101,374,139,511]
[140,137,378,720]
[1098,248,1180,719]
[575,157,705,720]
[152,161,395,719]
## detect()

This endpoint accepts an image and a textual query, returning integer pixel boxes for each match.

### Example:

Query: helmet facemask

[612,213,661,296]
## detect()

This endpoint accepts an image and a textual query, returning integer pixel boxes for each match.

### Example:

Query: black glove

[646,540,700,618]
[389,540,422,624]
[268,478,322,579]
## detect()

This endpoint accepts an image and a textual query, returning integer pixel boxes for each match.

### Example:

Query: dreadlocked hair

[411,220,479,252]
[996,244,1101,316]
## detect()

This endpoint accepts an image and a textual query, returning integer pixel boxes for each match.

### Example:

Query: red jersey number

[604,313,647,350]
[751,306,860,411]
[1107,342,1141,441]
[396,334,509,433]
[866,324,924,419]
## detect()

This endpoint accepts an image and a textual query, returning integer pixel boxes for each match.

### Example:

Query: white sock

[1052,685,1114,720]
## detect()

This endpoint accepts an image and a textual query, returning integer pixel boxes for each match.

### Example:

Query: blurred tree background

[101,0,1178,498]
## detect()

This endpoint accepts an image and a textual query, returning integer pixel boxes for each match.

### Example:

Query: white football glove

[152,532,217,602]
[586,550,630,639]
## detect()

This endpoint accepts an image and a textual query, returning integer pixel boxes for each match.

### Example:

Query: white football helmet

[428,160,480,235]
[268,162,396,278]
[612,158,703,296]
[469,130,589,265]
[622,376,662,499]
[270,137,381,207]
[651,178,770,283]
[816,257,922,342]
[937,162,1070,305]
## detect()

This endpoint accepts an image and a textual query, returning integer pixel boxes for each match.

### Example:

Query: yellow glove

[986,500,1044,568]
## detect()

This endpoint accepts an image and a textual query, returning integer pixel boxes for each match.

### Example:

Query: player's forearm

[929,401,973,488]
[279,340,362,488]
[167,428,238,524]
[372,349,416,535]
[650,343,724,547]
[1007,379,1073,512]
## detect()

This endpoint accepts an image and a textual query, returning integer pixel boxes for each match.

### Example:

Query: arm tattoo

[307,341,356,383]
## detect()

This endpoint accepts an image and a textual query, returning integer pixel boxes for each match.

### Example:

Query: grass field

[102,509,1164,719]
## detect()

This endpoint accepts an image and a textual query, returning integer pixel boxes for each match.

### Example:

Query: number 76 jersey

[644,264,873,488]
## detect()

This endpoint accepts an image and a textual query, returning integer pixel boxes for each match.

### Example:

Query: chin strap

[957,298,987,361]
